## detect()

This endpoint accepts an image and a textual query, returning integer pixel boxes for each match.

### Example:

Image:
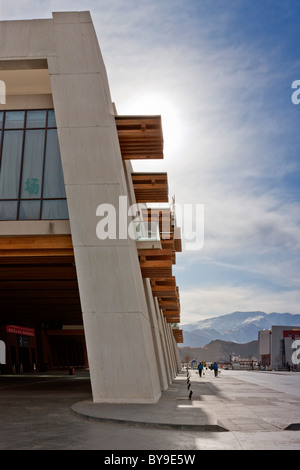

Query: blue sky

[1,0,300,323]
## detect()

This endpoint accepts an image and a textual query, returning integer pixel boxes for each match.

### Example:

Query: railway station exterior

[0,11,184,403]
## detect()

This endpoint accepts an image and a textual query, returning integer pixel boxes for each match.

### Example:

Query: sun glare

[122,92,183,157]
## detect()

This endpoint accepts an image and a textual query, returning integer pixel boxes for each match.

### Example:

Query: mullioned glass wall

[0,109,68,220]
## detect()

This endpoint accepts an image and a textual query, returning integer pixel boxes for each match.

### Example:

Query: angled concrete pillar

[155,298,173,385]
[49,12,161,403]
[143,278,169,391]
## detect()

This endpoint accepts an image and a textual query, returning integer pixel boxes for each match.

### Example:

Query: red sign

[6,325,35,337]
[283,330,300,340]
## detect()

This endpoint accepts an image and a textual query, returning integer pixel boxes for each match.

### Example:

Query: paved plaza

[0,368,300,450]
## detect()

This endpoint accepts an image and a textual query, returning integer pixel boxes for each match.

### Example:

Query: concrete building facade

[258,326,300,371]
[258,329,272,367]
[0,12,183,403]
[270,326,300,371]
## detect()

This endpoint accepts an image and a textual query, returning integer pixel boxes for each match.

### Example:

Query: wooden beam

[159,300,180,310]
[0,266,77,280]
[46,329,84,336]
[139,259,172,278]
[151,277,176,286]
[173,227,182,253]
[163,310,180,316]
[0,297,80,305]
[0,235,73,249]
[0,289,79,299]
[165,317,180,323]
[151,285,178,297]
[173,328,183,343]
[0,235,74,258]
[138,248,173,259]
[132,172,168,203]
[0,279,78,290]
[116,116,164,160]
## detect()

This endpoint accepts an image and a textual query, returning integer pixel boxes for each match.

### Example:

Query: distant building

[258,326,300,371]
[258,329,272,367]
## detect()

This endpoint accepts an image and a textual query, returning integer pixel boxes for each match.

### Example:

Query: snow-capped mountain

[181,311,300,347]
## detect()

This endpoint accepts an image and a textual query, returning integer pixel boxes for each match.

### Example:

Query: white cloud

[100,3,300,324]
[180,284,300,324]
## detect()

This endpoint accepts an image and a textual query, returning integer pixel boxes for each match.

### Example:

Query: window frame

[0,108,68,221]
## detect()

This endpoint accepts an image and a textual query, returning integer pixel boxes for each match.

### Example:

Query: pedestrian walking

[213,361,218,377]
[197,362,203,377]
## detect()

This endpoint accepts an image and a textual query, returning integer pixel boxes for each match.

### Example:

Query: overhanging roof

[116,115,164,160]
[132,173,169,203]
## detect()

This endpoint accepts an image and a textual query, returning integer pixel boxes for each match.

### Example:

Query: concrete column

[175,339,182,371]
[161,315,176,380]
[170,329,182,372]
[167,323,177,378]
[48,12,161,403]
[155,300,173,385]
[143,279,169,391]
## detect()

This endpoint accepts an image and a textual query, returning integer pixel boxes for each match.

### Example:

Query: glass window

[0,109,68,221]
[4,111,25,129]
[43,129,66,198]
[21,130,45,199]
[47,110,57,128]
[19,200,41,220]
[26,110,47,129]
[0,201,18,220]
[0,130,23,199]
[42,199,69,220]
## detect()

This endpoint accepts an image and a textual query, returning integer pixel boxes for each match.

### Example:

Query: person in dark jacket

[213,362,218,377]
[197,362,203,377]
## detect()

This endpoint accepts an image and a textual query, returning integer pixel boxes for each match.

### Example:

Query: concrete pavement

[72,368,300,433]
[1,368,300,450]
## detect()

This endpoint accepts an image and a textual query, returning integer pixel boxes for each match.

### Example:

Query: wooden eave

[151,284,178,298]
[0,235,73,258]
[0,236,184,330]
[172,328,183,343]
[115,115,164,160]
[173,227,182,252]
[138,248,173,278]
[165,316,180,324]
[159,299,180,311]
[163,309,180,317]
[139,260,172,278]
[0,235,82,324]
[132,172,169,203]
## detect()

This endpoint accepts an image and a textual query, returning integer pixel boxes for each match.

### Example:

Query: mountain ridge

[179,339,258,363]
[181,311,300,347]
